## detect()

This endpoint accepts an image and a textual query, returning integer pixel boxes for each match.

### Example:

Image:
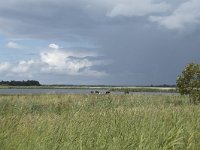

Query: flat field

[0,94,199,149]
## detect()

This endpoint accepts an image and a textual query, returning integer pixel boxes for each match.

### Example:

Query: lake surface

[0,89,178,95]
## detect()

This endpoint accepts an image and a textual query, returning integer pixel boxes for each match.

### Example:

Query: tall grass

[0,94,199,149]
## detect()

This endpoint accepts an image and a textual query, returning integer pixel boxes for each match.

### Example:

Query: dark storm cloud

[91,22,200,85]
[0,1,96,41]
[0,0,200,85]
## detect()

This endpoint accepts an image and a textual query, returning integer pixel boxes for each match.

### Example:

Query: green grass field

[0,94,199,149]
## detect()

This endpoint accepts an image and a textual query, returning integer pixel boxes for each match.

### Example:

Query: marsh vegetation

[0,94,200,149]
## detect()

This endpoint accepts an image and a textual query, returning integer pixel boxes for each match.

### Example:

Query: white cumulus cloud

[0,62,11,72]
[6,41,21,49]
[40,49,104,76]
[0,44,107,78]
[49,43,60,49]
[11,60,35,74]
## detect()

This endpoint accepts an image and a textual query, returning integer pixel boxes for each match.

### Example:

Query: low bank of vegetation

[0,85,177,93]
[110,87,177,93]
[0,94,199,149]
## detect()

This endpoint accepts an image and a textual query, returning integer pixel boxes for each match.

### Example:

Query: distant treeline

[0,80,41,86]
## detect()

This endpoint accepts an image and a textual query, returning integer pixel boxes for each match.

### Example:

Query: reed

[0,94,199,149]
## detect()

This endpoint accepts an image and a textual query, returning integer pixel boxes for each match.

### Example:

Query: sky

[0,0,200,85]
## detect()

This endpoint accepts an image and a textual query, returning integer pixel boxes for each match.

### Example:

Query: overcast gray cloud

[107,0,171,17]
[150,0,200,32]
[0,0,200,85]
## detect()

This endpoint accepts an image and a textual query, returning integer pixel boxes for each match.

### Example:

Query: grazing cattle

[95,91,100,94]
[105,91,111,94]
[91,91,94,94]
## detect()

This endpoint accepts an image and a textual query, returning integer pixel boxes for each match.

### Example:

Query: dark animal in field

[95,91,100,94]
[91,91,94,94]
[105,91,111,94]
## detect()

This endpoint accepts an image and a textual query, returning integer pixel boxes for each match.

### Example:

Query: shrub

[176,63,200,103]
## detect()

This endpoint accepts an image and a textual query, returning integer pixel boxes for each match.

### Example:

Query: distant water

[0,89,96,94]
[0,89,178,95]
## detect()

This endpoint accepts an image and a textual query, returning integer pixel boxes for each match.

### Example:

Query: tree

[176,63,200,103]
[0,80,41,86]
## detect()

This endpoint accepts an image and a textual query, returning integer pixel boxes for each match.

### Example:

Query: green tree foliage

[176,63,200,103]
[0,80,41,86]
